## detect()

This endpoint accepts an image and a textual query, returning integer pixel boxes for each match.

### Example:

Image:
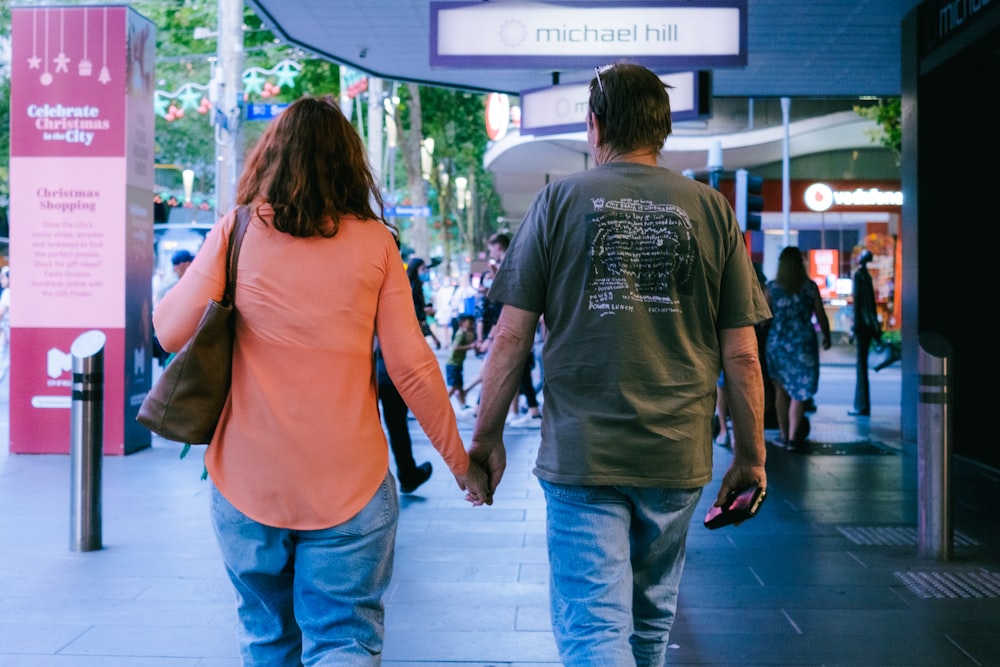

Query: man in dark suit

[850,249,881,416]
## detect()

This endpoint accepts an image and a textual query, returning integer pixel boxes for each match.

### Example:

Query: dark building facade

[903,0,1000,468]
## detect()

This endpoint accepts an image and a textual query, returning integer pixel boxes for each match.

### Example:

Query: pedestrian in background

[0,266,10,380]
[474,234,506,346]
[476,232,542,427]
[153,250,194,367]
[407,257,442,350]
[153,96,488,666]
[469,63,770,666]
[717,262,774,446]
[764,246,832,450]
[448,272,478,339]
[445,313,477,409]
[375,342,434,494]
[433,277,457,347]
[714,371,731,447]
[156,249,195,304]
[850,248,881,416]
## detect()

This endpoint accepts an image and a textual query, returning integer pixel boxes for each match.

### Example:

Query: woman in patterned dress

[764,246,832,450]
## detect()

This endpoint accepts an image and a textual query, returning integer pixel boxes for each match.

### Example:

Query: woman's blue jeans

[211,474,398,666]
[539,479,702,667]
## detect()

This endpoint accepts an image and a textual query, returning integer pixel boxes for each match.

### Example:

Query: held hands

[467,437,507,506]
[456,459,492,506]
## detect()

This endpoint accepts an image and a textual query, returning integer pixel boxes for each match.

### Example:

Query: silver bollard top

[918,332,953,359]
[71,330,106,359]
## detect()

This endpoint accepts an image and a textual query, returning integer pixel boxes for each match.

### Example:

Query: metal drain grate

[837,526,979,547]
[894,569,1000,598]
[767,439,894,456]
[804,440,894,455]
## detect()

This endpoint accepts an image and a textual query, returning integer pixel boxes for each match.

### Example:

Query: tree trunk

[395,83,430,262]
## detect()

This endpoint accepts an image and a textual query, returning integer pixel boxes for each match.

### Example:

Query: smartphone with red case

[704,485,766,529]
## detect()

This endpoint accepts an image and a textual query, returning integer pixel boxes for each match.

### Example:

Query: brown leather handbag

[137,206,250,444]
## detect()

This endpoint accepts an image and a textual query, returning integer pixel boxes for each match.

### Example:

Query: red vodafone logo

[485,93,510,141]
[804,183,834,211]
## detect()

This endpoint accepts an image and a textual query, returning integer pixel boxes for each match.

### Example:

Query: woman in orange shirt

[154,97,489,665]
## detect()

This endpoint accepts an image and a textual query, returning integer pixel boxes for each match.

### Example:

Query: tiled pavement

[1,346,998,666]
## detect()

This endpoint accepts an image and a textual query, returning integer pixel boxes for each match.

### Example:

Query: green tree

[854,98,901,162]
[0,0,336,203]
[0,0,505,260]
[393,83,503,268]
[421,86,503,258]
[392,83,431,261]
[132,0,339,202]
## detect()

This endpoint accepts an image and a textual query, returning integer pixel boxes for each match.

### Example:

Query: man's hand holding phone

[704,485,766,529]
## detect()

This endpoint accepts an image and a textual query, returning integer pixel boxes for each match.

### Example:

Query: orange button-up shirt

[154,205,469,529]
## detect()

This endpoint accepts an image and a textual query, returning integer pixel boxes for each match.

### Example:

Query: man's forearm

[473,307,540,439]
[725,361,767,466]
[720,327,767,466]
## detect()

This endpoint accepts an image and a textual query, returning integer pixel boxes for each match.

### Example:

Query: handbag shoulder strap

[224,205,251,306]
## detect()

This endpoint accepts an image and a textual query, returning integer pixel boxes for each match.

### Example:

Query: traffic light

[735,169,764,231]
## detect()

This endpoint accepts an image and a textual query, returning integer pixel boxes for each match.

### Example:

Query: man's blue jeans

[211,474,398,666]
[539,480,702,667]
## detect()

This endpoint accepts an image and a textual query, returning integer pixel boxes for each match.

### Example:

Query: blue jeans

[539,480,702,667]
[211,474,398,666]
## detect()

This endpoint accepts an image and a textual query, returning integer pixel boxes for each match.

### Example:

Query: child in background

[446,314,477,409]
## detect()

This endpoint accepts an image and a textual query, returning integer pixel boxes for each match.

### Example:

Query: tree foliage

[130,0,339,199]
[0,0,506,263]
[393,84,504,264]
[854,98,901,160]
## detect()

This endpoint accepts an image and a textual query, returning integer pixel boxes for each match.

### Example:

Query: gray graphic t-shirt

[489,162,770,488]
[586,199,696,315]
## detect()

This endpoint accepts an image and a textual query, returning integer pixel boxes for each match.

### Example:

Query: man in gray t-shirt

[469,63,771,666]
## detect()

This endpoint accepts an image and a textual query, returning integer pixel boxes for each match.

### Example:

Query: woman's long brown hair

[236,96,394,240]
[774,246,809,294]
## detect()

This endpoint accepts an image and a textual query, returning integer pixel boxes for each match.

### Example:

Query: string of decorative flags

[154,58,302,121]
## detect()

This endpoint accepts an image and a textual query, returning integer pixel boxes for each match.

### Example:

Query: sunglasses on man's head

[594,64,615,93]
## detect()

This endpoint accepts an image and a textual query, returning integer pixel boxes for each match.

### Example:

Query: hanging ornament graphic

[99,6,111,84]
[79,8,92,77]
[27,9,41,70]
[54,9,69,72]
[54,8,70,74]
[40,8,52,85]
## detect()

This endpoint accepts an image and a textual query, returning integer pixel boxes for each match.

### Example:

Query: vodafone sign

[485,93,510,141]
[803,182,903,212]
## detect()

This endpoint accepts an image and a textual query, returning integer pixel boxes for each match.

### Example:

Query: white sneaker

[509,414,542,428]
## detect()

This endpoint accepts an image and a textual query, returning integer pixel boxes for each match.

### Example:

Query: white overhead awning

[485,111,880,223]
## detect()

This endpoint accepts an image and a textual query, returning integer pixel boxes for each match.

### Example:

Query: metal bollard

[917,332,953,561]
[70,330,106,553]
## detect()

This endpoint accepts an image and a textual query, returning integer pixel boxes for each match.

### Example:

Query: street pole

[215,0,243,217]
[367,77,384,197]
[781,97,791,248]
[707,140,723,190]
